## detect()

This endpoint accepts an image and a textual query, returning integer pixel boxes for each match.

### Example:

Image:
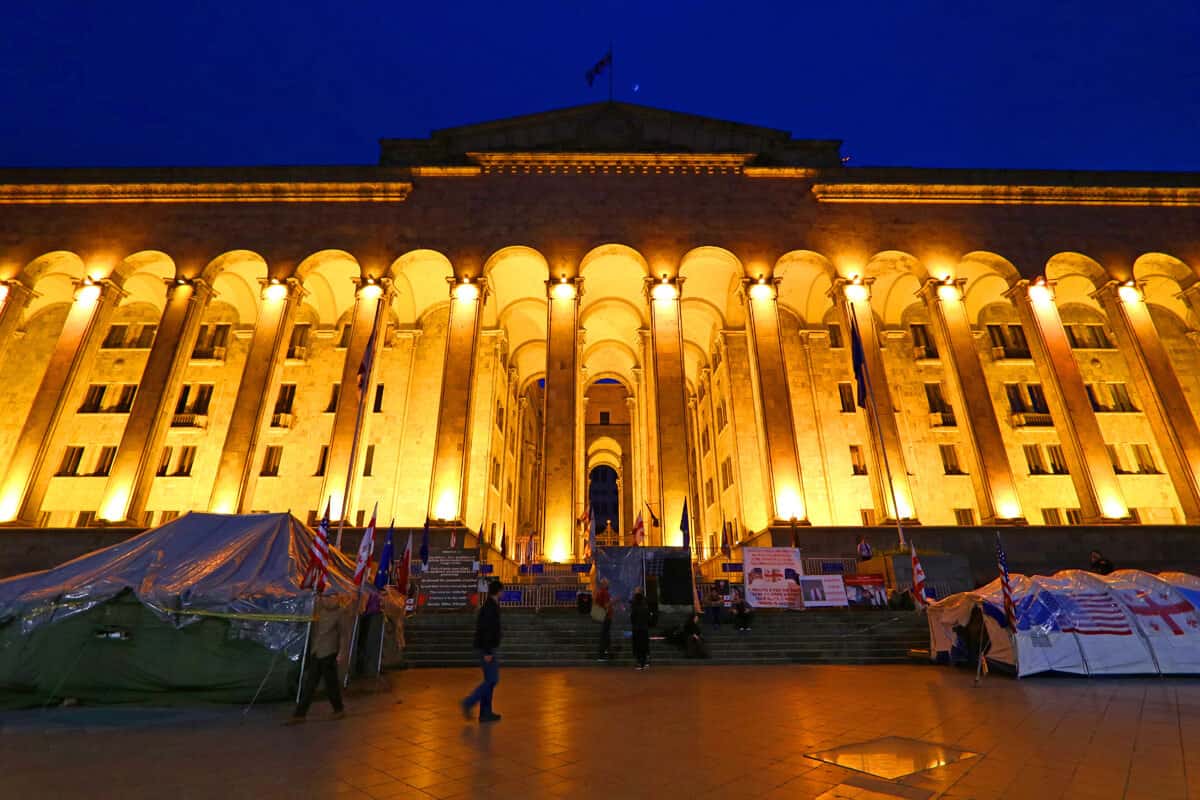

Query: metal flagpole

[849,312,907,551]
[294,601,315,704]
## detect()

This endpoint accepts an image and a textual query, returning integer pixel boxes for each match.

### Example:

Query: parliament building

[2,102,1199,570]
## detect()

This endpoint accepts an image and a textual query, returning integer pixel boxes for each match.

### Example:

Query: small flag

[680,499,690,552]
[352,503,377,585]
[849,313,869,410]
[645,503,660,528]
[419,518,430,570]
[356,313,379,396]
[996,532,1016,628]
[302,503,332,593]
[631,512,645,546]
[395,530,413,596]
[911,542,928,606]
[585,49,612,87]
[374,524,394,591]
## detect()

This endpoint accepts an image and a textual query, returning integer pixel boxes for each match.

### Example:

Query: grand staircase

[401,608,931,668]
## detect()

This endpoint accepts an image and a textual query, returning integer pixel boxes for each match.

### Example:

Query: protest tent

[0,512,360,708]
[928,569,1200,677]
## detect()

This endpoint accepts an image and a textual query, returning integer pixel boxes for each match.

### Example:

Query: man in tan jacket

[287,592,347,723]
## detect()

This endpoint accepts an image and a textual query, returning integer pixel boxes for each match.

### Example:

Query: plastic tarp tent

[0,512,361,706]
[928,569,1200,677]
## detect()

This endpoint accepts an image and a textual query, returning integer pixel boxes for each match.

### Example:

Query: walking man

[287,592,347,724]
[461,579,503,723]
[595,578,613,660]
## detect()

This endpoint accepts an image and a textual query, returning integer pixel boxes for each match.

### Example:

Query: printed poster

[744,547,805,609]
[800,575,849,608]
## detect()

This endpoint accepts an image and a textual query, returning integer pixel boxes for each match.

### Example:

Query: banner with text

[744,547,805,609]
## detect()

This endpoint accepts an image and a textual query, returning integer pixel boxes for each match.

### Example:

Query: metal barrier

[803,556,859,576]
[497,582,587,608]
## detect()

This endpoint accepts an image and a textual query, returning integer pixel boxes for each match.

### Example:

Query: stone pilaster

[207,277,304,514]
[830,277,918,523]
[919,278,1025,524]
[100,277,214,524]
[0,280,35,369]
[721,331,771,532]
[1098,281,1200,522]
[0,278,123,523]
[428,277,487,524]
[1008,279,1129,522]
[645,277,693,546]
[540,277,581,562]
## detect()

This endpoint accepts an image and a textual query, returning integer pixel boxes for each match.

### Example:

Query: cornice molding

[0,182,412,204]
[465,152,753,175]
[810,182,1200,206]
[743,167,818,179]
[410,166,483,177]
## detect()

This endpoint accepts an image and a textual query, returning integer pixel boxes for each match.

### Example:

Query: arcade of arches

[2,102,1200,567]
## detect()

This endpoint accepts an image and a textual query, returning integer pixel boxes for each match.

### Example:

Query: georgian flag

[631,512,645,546]
[911,542,928,606]
[352,503,377,585]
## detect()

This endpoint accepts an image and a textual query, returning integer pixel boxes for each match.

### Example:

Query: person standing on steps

[287,592,347,725]
[631,586,651,670]
[461,579,503,723]
[595,578,613,660]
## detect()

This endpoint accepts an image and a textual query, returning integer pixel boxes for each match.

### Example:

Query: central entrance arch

[584,378,633,544]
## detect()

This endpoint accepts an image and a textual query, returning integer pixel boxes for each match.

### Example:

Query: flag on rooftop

[585,50,612,87]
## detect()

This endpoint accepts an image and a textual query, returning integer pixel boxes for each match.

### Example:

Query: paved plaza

[2,665,1199,800]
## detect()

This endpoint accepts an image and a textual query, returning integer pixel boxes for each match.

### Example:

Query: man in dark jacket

[461,579,503,723]
[630,587,651,670]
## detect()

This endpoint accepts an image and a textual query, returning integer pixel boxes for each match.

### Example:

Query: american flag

[995,532,1016,628]
[302,504,332,593]
[1060,592,1133,636]
[910,542,928,606]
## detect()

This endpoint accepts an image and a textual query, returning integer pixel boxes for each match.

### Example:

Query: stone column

[320,279,389,521]
[428,277,487,524]
[625,395,642,525]
[99,278,214,524]
[1008,279,1128,522]
[742,278,808,523]
[207,277,303,514]
[540,277,581,562]
[686,394,707,556]
[0,280,35,369]
[634,359,661,543]
[645,277,693,546]
[464,330,503,534]
[919,278,1025,524]
[0,278,123,523]
[722,332,771,532]
[1098,281,1200,522]
[830,277,918,522]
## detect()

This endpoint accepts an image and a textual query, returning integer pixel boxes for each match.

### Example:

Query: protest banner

[744,547,804,609]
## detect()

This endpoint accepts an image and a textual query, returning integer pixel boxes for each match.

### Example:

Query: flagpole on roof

[848,310,907,551]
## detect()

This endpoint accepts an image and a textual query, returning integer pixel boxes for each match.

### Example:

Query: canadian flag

[911,542,928,606]
[631,512,645,546]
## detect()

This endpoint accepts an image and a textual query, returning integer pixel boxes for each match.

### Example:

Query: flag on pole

[996,532,1016,628]
[499,526,507,559]
[449,526,457,549]
[585,49,612,87]
[419,518,430,571]
[720,524,731,557]
[395,531,413,596]
[302,503,332,593]
[848,313,869,409]
[373,524,394,590]
[680,499,690,552]
[631,512,645,546]
[645,503,660,528]
[356,312,379,397]
[911,542,928,606]
[352,503,377,585]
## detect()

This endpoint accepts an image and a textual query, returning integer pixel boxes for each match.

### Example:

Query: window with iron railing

[260,446,282,477]
[1065,323,1114,349]
[987,323,1031,359]
[849,445,868,476]
[192,323,231,359]
[910,323,938,359]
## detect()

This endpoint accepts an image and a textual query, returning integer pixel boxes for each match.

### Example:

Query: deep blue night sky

[2,1,1197,170]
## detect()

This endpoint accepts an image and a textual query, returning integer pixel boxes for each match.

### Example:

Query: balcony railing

[271,412,294,428]
[171,413,208,428]
[1011,411,1053,427]
[928,411,956,427]
[991,345,1032,361]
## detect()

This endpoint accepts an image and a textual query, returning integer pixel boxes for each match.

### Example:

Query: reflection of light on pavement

[806,736,978,780]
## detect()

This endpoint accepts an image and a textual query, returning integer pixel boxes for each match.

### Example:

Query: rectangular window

[1026,384,1049,413]
[1085,383,1106,412]
[133,324,157,348]
[1065,508,1083,525]
[373,384,385,413]
[337,325,353,348]
[80,384,106,413]
[828,323,844,348]
[1041,507,1064,525]
[58,446,85,476]
[490,457,501,489]
[356,510,366,527]
[77,511,98,527]
[156,447,173,477]
[192,384,213,415]
[1005,383,1026,413]
[314,445,329,477]
[924,383,955,425]
[326,384,340,413]
[910,323,937,359]
[93,446,117,477]
[158,510,180,524]
[860,508,877,526]
[113,384,137,413]
[506,479,514,505]
[1108,383,1136,412]
[704,479,715,507]
[102,324,128,349]
[260,446,282,477]
[849,445,867,476]
[1023,444,1048,475]
[287,324,311,359]
[1132,443,1159,474]
[701,426,711,454]
[274,384,297,415]
[988,324,1030,359]
[193,323,231,358]
[174,446,196,477]
[362,444,375,477]
[1047,445,1069,474]
[716,402,727,432]
[175,384,191,415]
[939,444,964,475]
[1107,444,1128,474]
[495,401,505,430]
[599,411,610,425]
[720,458,734,490]
[954,508,976,526]
[1067,324,1113,349]
[838,382,856,413]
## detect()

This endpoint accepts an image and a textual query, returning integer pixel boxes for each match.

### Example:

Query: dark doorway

[588,465,620,535]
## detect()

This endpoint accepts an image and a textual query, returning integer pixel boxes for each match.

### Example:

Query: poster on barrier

[744,547,805,609]
[801,575,849,607]
[844,574,887,607]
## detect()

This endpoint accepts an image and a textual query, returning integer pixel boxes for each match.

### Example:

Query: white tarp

[928,569,1200,677]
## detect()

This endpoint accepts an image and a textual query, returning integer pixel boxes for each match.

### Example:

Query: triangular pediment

[381,102,841,167]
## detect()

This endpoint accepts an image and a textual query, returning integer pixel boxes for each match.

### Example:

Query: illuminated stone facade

[2,102,1199,564]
